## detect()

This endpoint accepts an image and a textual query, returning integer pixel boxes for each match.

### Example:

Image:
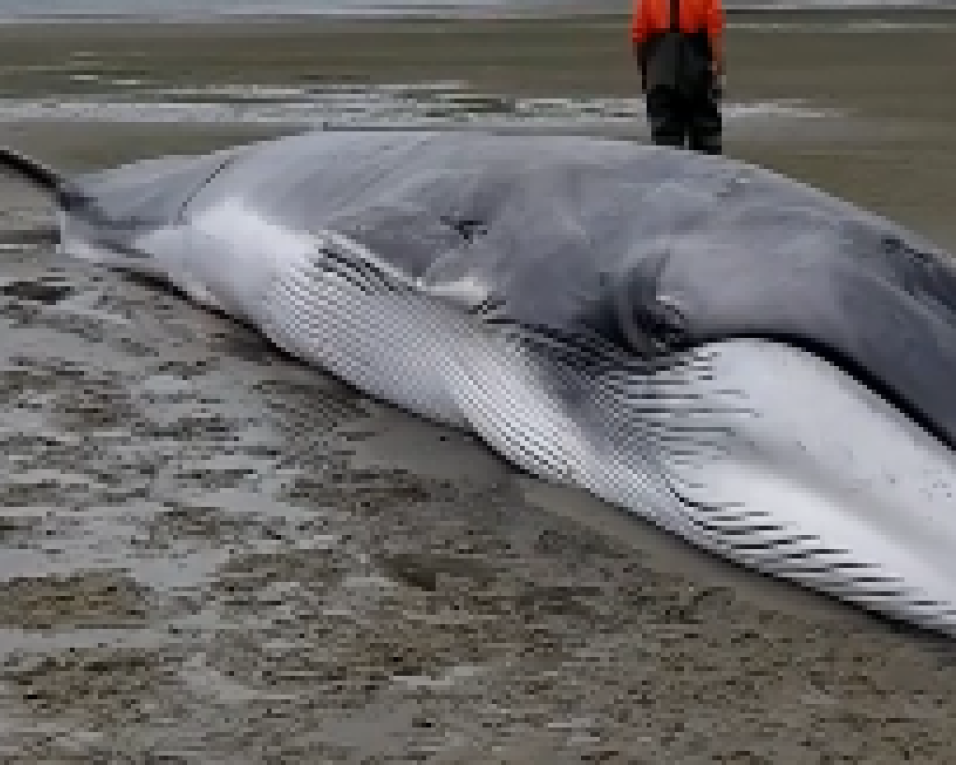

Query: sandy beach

[2,13,956,763]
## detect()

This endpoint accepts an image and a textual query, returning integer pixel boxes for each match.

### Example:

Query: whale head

[604,167,956,634]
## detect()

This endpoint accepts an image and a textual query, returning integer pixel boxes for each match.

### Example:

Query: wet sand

[2,15,956,763]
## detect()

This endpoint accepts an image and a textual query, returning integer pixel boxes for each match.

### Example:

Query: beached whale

[4,130,956,635]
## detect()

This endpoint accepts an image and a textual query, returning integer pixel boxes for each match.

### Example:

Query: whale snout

[601,199,956,631]
[655,338,956,635]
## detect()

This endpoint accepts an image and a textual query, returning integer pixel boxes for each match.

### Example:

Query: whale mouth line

[700,330,954,454]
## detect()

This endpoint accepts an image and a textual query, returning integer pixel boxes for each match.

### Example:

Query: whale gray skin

[6,130,956,635]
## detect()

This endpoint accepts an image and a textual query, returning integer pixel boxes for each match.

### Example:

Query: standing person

[631,0,726,154]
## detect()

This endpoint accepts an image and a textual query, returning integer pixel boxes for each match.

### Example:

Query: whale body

[6,130,956,635]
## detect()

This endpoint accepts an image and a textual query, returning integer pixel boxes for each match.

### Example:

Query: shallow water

[0,79,838,129]
[0,0,952,21]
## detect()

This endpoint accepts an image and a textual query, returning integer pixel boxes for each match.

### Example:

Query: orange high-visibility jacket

[630,0,724,46]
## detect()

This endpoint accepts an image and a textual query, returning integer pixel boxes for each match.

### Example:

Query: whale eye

[647,295,690,352]
[618,294,690,357]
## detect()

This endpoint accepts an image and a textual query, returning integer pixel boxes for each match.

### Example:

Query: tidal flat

[1,12,956,762]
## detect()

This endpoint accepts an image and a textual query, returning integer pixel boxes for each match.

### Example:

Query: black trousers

[646,85,722,155]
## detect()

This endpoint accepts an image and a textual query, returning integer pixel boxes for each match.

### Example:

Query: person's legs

[646,87,687,148]
[688,87,722,155]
